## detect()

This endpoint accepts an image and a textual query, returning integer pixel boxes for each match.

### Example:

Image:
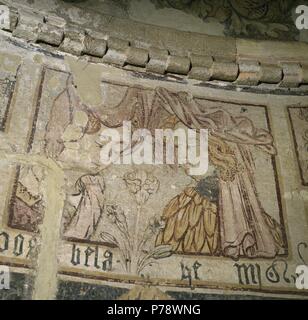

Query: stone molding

[1,5,308,89]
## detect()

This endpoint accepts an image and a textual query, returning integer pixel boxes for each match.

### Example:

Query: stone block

[83,35,107,58]
[166,55,190,75]
[279,62,302,88]
[189,54,213,81]
[236,59,261,86]
[37,23,64,46]
[259,64,282,84]
[102,37,129,66]
[211,61,238,81]
[126,46,149,67]
[146,47,169,74]
[60,27,85,56]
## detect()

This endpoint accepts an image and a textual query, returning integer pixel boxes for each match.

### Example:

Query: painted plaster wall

[2,0,308,42]
[0,1,307,300]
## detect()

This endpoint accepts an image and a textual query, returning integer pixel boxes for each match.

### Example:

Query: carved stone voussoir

[126,46,149,67]
[146,47,169,74]
[236,59,261,86]
[166,55,191,75]
[301,64,308,84]
[188,54,213,81]
[83,35,107,58]
[259,64,283,84]
[12,9,43,42]
[4,7,19,32]
[211,61,239,82]
[60,27,85,56]
[37,23,64,46]
[279,63,303,88]
[1,3,308,90]
[102,37,129,66]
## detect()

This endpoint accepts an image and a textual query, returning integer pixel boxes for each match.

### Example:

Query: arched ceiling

[60,0,308,42]
[1,0,308,43]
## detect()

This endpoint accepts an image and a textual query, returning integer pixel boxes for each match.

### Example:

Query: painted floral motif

[151,0,301,40]
[123,170,160,205]
[101,170,172,275]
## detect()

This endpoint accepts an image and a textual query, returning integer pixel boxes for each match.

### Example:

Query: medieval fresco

[0,50,307,299]
[40,69,285,260]
[0,70,15,131]
[9,65,297,296]
[288,106,308,186]
[0,54,40,274]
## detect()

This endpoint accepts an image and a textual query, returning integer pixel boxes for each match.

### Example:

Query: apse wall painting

[4,64,308,297]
